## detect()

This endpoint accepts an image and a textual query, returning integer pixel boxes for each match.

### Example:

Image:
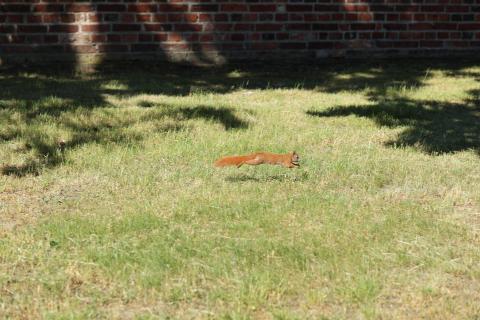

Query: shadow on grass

[225,173,308,183]
[3,60,478,99]
[138,102,249,130]
[307,94,480,155]
[306,62,480,156]
[0,111,186,177]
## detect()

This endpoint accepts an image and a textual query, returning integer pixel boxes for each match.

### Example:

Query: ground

[0,60,479,319]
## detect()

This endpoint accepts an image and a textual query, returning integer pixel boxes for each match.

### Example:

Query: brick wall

[1,1,479,65]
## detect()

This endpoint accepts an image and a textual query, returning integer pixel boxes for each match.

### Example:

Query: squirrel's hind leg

[244,157,263,166]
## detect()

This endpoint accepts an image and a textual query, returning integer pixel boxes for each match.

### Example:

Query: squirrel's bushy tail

[214,155,250,167]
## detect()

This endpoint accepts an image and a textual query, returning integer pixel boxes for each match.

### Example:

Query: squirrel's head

[291,151,300,167]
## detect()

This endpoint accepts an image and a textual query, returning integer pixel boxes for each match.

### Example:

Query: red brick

[43,14,62,23]
[107,34,121,42]
[137,14,152,22]
[221,4,247,12]
[426,14,449,21]
[4,35,25,43]
[4,46,33,54]
[434,23,458,30]
[222,43,244,50]
[144,24,171,32]
[91,34,107,42]
[98,44,129,53]
[121,34,138,42]
[280,42,306,49]
[184,14,199,23]
[399,32,424,40]
[3,5,31,12]
[167,33,183,42]
[287,5,313,12]
[6,15,23,23]
[347,13,372,21]
[132,44,158,52]
[44,35,58,43]
[256,24,282,31]
[162,43,189,51]
[387,14,399,21]
[358,13,373,21]
[396,5,420,12]
[421,41,443,47]
[376,41,393,48]
[446,6,469,13]
[49,25,79,33]
[18,25,47,33]
[200,34,214,42]
[315,5,339,12]
[250,5,276,12]
[384,24,408,31]
[113,24,142,32]
[70,45,96,53]
[82,24,111,33]
[0,25,15,33]
[231,34,245,41]
[199,14,212,22]
[234,24,252,31]
[421,6,445,12]
[128,4,155,13]
[174,24,203,32]
[158,4,188,12]
[359,33,372,40]
[66,4,91,13]
[168,14,182,22]
[308,42,334,49]
[122,14,136,23]
[287,24,311,31]
[33,4,63,13]
[191,5,218,12]
[251,43,278,50]
[206,23,232,32]
[214,14,229,22]
[409,23,434,30]
[394,41,419,48]
[153,34,168,42]
[98,5,126,12]
[27,15,43,23]
[351,23,376,30]
[438,32,450,39]
[399,13,413,21]
[459,23,480,30]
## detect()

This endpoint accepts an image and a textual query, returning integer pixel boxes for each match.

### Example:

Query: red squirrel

[214,152,300,168]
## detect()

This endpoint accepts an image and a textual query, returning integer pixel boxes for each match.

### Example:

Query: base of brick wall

[1,48,479,72]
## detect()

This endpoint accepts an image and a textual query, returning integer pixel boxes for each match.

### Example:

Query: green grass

[1,60,480,319]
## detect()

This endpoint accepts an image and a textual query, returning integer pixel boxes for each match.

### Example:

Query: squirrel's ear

[292,151,297,154]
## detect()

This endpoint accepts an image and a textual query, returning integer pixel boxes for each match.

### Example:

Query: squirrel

[214,151,300,168]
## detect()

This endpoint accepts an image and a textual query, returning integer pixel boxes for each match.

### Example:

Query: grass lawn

[1,60,479,319]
